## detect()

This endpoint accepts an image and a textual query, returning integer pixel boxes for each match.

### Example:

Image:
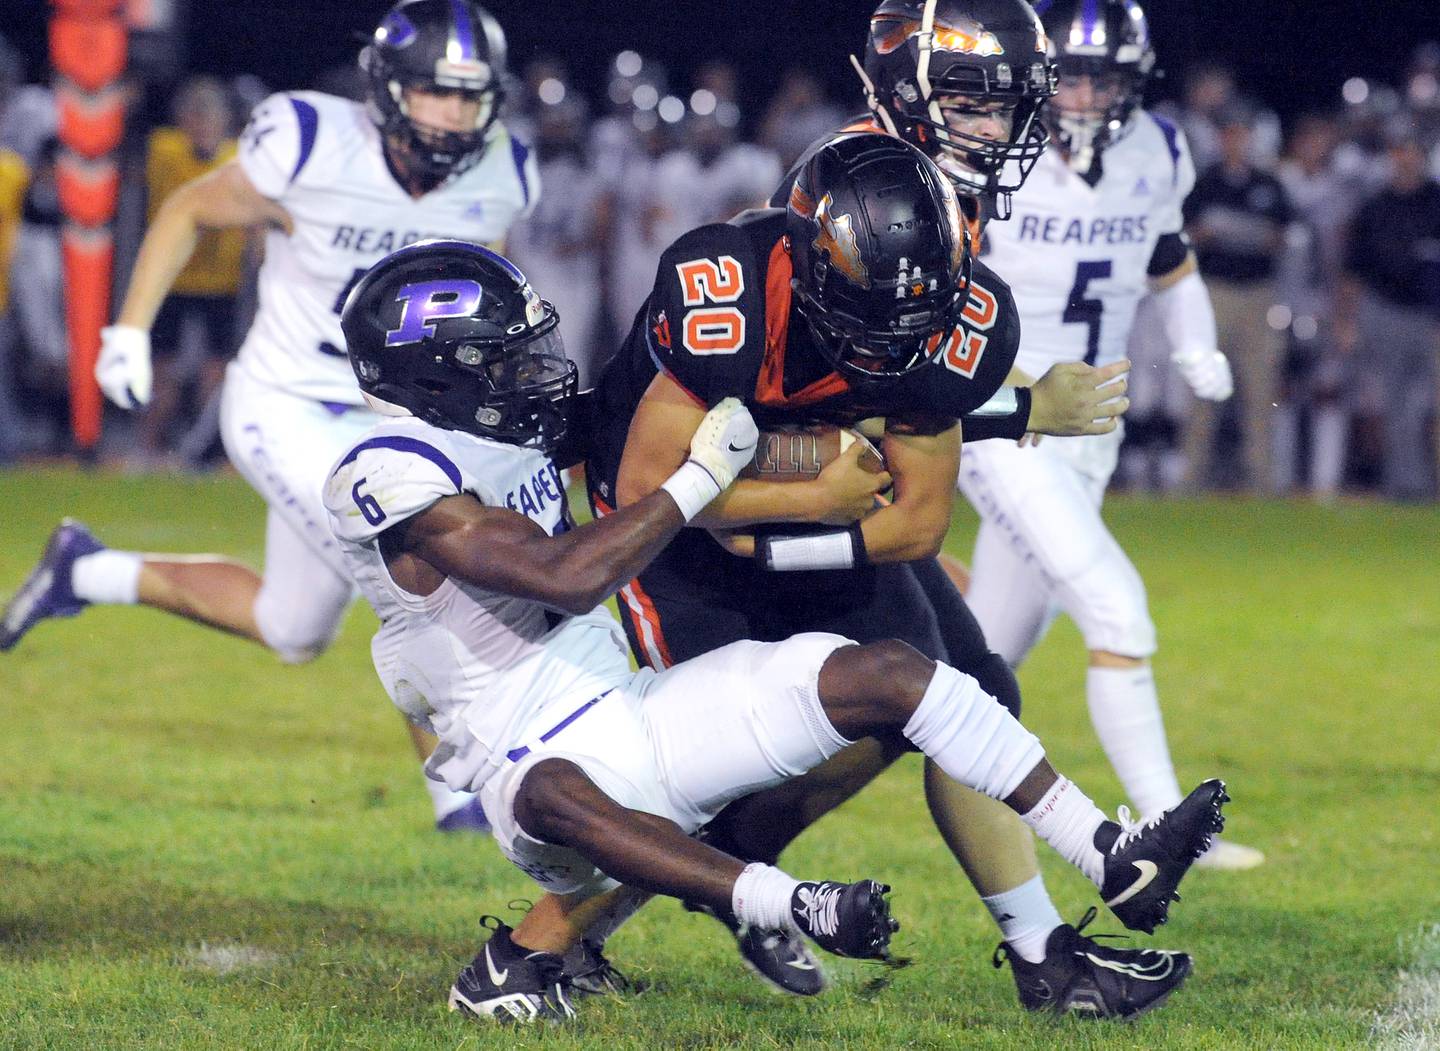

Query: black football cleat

[1097,779,1229,934]
[448,918,576,1024]
[1,519,104,652]
[995,907,1193,1020]
[789,879,898,961]
[683,899,827,996]
[561,938,648,998]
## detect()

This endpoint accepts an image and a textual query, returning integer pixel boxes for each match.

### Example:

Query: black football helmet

[860,0,1056,206]
[1033,0,1155,172]
[360,0,508,183]
[786,132,972,382]
[341,240,577,452]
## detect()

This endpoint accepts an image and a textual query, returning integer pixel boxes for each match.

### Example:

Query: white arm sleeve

[1148,268,1217,358]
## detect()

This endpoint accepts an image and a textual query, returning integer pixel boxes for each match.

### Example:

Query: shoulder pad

[237,91,326,200]
[646,222,771,407]
[324,430,468,544]
[923,260,1021,416]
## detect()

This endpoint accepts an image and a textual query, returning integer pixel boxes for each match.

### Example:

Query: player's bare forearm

[118,162,289,329]
[857,421,960,562]
[617,372,884,527]
[402,491,688,616]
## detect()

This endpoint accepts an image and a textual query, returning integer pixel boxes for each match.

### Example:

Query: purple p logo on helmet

[385,279,484,346]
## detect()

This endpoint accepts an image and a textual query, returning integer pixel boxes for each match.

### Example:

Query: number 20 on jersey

[675,256,746,355]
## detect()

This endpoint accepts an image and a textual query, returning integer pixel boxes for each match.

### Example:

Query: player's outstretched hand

[1171,347,1233,402]
[688,397,759,491]
[813,441,893,525]
[1027,360,1130,437]
[95,325,154,409]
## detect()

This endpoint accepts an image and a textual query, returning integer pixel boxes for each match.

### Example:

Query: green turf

[1,468,1437,1048]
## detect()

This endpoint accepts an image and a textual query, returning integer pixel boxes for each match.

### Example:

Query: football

[740,422,887,481]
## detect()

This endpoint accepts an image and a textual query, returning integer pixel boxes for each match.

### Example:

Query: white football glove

[1171,347,1233,402]
[687,396,759,490]
[660,397,759,522]
[95,325,154,409]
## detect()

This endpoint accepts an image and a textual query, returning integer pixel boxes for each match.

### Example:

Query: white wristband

[659,460,722,522]
[759,530,857,572]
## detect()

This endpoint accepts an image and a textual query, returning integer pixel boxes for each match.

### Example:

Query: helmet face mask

[861,0,1057,205]
[360,0,508,185]
[1033,0,1155,172]
[786,133,973,383]
[343,241,578,453]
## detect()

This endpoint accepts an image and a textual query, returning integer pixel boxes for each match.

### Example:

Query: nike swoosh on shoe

[1105,860,1159,907]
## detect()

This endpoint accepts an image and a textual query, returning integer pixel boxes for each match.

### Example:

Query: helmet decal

[377,10,418,48]
[787,180,817,219]
[872,14,1006,57]
[385,279,485,346]
[813,193,870,290]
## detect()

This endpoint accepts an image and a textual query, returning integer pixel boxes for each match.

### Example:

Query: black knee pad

[965,650,1022,718]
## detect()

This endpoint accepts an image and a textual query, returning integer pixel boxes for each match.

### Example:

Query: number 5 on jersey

[675,256,745,355]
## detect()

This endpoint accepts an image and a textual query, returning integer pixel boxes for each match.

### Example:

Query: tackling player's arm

[386,397,758,615]
[382,488,693,616]
[616,371,891,528]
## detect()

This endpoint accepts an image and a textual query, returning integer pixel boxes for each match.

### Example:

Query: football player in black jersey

[544,132,1198,1020]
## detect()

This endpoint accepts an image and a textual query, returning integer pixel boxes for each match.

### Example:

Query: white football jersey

[983,111,1195,376]
[236,92,541,404]
[324,416,632,792]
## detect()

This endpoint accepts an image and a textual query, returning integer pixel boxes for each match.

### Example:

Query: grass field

[2,467,1438,1049]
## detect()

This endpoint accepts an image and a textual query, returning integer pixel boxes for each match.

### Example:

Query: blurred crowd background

[0,25,1438,502]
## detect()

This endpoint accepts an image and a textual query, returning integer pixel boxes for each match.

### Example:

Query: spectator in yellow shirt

[141,76,248,462]
[0,144,28,460]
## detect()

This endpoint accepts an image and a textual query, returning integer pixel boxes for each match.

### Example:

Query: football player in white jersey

[325,238,1228,1023]
[0,0,539,832]
[955,0,1260,869]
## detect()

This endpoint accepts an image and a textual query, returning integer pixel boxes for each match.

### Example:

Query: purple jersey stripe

[288,97,318,184]
[1151,113,1182,184]
[509,134,531,207]
[450,0,477,60]
[336,435,463,491]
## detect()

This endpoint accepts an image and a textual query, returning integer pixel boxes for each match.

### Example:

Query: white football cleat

[1193,837,1264,870]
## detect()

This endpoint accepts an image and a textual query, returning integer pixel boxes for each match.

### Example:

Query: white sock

[982,874,1063,964]
[70,551,142,605]
[731,862,800,932]
[1020,776,1108,886]
[902,662,1045,801]
[1087,665,1183,819]
[424,775,476,820]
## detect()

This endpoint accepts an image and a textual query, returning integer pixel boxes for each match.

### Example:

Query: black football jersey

[589,208,1021,503]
